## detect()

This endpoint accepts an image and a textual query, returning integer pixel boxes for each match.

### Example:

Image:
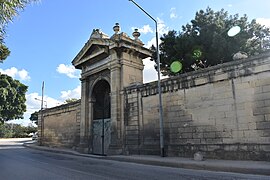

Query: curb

[23,143,103,159]
[104,156,270,176]
[23,143,270,176]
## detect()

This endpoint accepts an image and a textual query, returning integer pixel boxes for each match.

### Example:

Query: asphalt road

[0,138,269,180]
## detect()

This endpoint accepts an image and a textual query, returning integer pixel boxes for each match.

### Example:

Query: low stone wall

[39,100,81,148]
[124,51,270,160]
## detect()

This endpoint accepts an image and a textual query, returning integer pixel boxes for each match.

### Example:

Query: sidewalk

[23,142,270,176]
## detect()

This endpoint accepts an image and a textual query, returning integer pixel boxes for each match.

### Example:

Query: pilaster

[78,78,89,153]
[107,52,123,154]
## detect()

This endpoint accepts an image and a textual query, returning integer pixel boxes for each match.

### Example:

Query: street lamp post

[35,98,47,109]
[36,81,45,145]
[129,0,165,157]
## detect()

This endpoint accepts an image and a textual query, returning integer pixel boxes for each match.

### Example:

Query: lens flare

[170,61,182,73]
[192,49,202,59]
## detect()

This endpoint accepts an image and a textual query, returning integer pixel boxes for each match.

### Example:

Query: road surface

[0,138,269,180]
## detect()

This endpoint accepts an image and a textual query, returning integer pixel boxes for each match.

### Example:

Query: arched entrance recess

[92,80,111,155]
[72,28,152,155]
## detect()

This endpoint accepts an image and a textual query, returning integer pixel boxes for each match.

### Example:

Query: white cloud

[170,7,178,19]
[18,69,30,80]
[56,64,80,78]
[6,86,81,126]
[132,25,153,34]
[143,58,157,83]
[7,119,35,127]
[256,18,270,27]
[146,37,156,48]
[8,92,64,126]
[143,58,168,83]
[26,93,43,112]
[0,67,30,81]
[20,90,77,126]
[143,17,170,83]
[26,93,63,110]
[157,17,170,35]
[60,85,81,100]
[145,17,170,48]
[227,4,233,7]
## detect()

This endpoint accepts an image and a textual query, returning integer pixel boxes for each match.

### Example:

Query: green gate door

[92,80,111,155]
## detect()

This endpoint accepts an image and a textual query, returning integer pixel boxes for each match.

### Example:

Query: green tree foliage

[0,1,35,125]
[0,43,10,62]
[152,7,270,76]
[0,122,13,137]
[24,123,37,134]
[0,0,37,61]
[29,111,38,125]
[65,98,79,103]
[0,74,28,122]
[12,123,26,137]
[0,122,37,138]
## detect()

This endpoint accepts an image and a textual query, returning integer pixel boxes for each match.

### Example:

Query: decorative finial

[132,28,140,40]
[113,23,120,34]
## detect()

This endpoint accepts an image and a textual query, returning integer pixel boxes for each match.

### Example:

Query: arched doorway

[92,80,111,155]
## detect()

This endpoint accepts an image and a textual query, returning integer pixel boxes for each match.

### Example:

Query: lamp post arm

[129,0,157,24]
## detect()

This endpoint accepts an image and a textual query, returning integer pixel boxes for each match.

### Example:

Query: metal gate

[93,118,111,155]
[92,80,111,155]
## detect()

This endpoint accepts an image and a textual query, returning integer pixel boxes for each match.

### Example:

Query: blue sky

[1,0,270,126]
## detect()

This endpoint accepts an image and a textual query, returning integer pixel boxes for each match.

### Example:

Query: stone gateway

[38,24,270,161]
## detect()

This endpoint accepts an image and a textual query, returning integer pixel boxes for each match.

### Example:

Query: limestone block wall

[124,51,270,160]
[41,100,81,148]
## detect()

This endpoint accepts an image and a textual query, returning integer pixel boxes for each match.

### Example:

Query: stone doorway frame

[91,79,111,155]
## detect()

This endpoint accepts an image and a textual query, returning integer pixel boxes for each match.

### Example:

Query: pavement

[23,142,270,176]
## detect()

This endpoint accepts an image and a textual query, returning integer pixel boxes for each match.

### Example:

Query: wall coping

[40,100,81,115]
[125,51,270,95]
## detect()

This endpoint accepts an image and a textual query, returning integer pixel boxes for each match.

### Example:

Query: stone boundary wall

[124,51,270,160]
[39,100,81,148]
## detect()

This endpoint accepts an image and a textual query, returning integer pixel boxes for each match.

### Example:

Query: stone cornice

[41,100,81,117]
[72,29,152,70]
[125,51,270,96]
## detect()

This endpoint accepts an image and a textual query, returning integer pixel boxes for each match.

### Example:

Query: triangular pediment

[72,29,153,70]
[81,45,102,60]
[72,39,111,69]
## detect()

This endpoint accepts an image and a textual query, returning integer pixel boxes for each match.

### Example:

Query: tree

[0,74,28,123]
[65,98,79,103]
[0,122,13,138]
[0,1,35,123]
[0,122,37,138]
[29,111,38,125]
[153,7,270,76]
[0,43,10,62]
[0,0,37,62]
[12,123,26,137]
[25,123,37,134]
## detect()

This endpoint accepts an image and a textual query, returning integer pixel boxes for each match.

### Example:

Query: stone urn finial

[113,23,120,34]
[132,28,140,40]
